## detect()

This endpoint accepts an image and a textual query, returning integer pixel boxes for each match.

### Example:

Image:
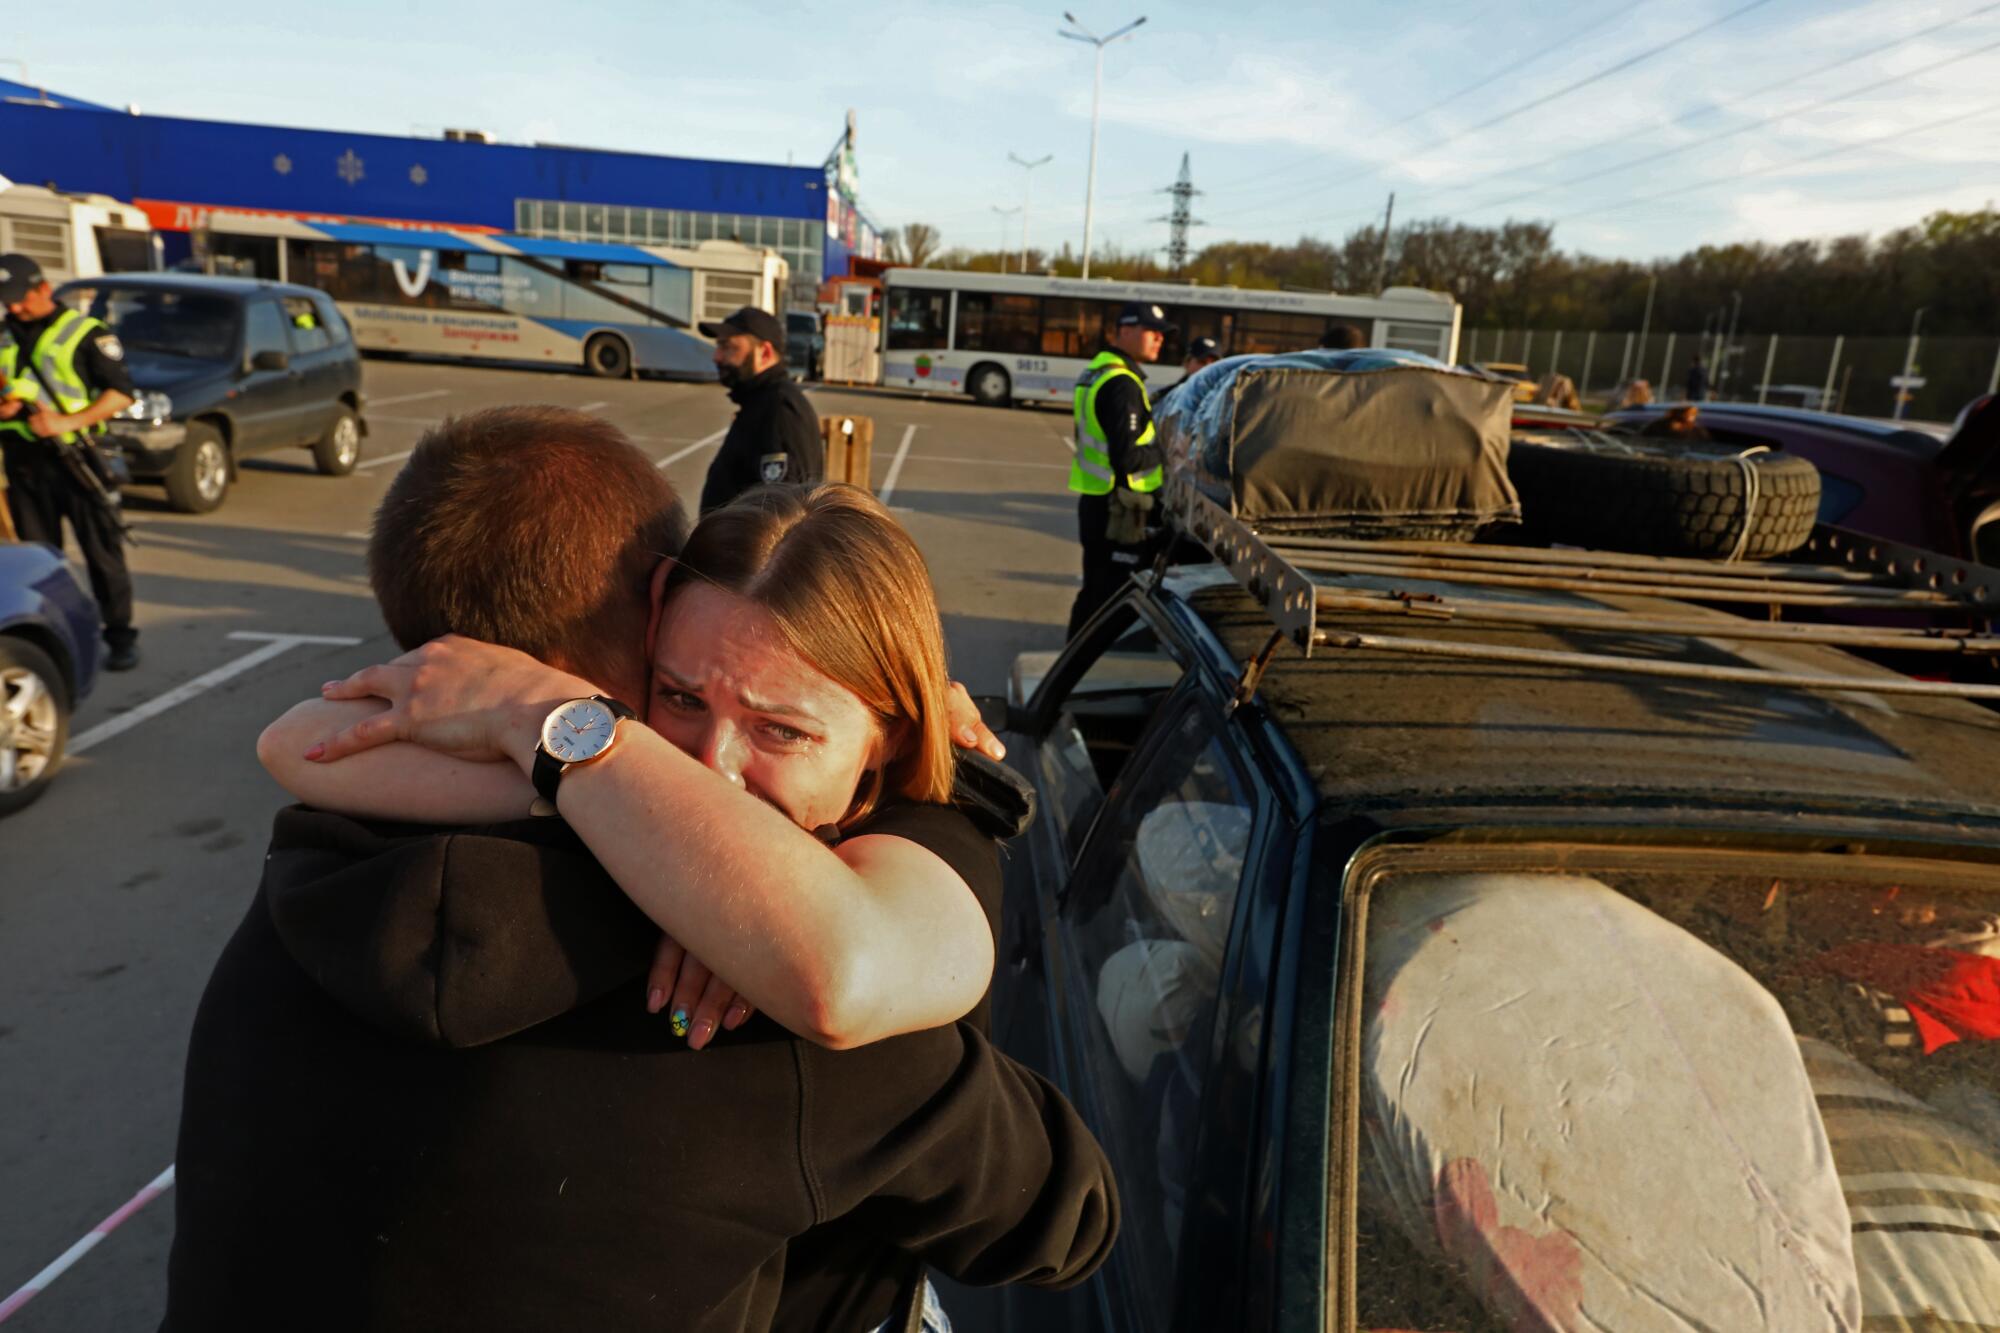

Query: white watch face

[540,698,619,765]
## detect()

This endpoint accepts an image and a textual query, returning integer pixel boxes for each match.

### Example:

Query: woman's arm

[258,698,536,823]
[306,638,993,1047]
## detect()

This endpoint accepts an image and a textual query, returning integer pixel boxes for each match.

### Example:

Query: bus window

[1233,310,1325,357]
[1042,298,1103,359]
[956,293,1040,356]
[203,232,279,281]
[440,250,501,275]
[1176,307,1225,362]
[886,286,949,350]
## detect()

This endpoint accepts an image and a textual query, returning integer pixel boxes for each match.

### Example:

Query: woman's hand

[308,635,599,765]
[945,681,1005,761]
[646,932,754,1051]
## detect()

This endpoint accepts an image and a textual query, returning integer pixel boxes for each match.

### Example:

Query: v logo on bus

[391,250,434,298]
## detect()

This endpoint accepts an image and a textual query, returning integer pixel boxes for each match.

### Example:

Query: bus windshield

[73,287,241,364]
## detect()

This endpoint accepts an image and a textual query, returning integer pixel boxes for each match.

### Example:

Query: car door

[998,593,1285,1332]
[279,294,342,443]
[232,296,306,452]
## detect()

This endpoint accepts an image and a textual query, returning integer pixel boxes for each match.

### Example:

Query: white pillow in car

[1095,939,1219,1083]
[1360,871,1861,1331]
[1134,800,1250,969]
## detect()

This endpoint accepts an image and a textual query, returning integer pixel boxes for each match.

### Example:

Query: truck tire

[312,406,362,476]
[968,363,1012,407]
[164,421,231,514]
[1509,436,1821,561]
[0,636,70,816]
[585,333,632,379]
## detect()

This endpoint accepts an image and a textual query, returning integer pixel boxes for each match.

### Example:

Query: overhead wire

[1203,0,1778,222]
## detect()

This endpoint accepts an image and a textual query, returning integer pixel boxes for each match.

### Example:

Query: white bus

[879,267,1462,406]
[0,183,156,283]
[189,212,787,379]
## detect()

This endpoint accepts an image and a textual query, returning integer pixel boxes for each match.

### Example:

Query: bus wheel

[968,363,1012,407]
[585,334,632,379]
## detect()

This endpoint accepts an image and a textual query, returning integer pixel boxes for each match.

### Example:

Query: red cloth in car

[1809,942,2000,1053]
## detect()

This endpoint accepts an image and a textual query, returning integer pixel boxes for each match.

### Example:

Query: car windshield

[1346,844,2000,1331]
[68,287,240,364]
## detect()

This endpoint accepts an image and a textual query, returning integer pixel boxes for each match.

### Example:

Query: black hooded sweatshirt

[161,803,1115,1332]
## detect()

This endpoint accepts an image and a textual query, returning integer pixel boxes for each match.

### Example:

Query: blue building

[0,80,880,307]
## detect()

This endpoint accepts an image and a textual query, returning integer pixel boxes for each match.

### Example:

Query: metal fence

[1465,326,2000,424]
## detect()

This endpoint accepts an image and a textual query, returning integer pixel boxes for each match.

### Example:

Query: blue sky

[13,0,1999,261]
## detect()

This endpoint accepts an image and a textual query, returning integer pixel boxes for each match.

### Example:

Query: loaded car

[56,274,368,513]
[0,540,99,814]
[988,355,2000,1331]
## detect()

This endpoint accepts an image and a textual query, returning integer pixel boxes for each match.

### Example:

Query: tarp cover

[1360,871,1862,1331]
[1157,351,1521,534]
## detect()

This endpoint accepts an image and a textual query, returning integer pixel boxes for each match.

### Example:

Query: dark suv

[56,274,367,513]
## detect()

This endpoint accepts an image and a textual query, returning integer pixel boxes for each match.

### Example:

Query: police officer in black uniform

[696,306,823,514]
[1,255,141,669]
[1065,301,1172,638]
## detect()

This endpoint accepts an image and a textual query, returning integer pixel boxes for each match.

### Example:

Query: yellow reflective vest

[1,307,111,442]
[1069,349,1163,496]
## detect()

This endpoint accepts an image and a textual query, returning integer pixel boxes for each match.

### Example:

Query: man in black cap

[1,254,141,669]
[1065,300,1172,638]
[696,305,822,513]
[1182,335,1221,377]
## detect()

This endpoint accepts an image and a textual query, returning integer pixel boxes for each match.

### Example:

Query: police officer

[696,306,823,514]
[1066,300,1171,638]
[1,254,141,669]
[1182,335,1221,376]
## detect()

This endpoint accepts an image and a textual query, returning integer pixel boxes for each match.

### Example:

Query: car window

[243,300,288,363]
[1816,471,1865,524]
[281,296,332,354]
[1056,700,1256,1330]
[1033,605,1187,864]
[310,295,351,345]
[72,287,240,364]
[1349,847,2000,1331]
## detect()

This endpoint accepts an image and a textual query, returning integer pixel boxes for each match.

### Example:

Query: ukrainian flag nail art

[669,1007,690,1038]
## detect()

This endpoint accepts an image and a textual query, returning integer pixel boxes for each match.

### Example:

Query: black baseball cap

[0,253,46,305]
[699,305,786,351]
[1188,336,1220,360]
[1115,300,1175,333]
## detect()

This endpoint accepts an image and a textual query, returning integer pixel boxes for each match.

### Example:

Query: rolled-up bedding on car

[1155,349,1520,539]
[1358,871,1862,1331]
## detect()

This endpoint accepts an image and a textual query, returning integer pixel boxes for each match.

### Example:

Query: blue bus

[194,213,787,378]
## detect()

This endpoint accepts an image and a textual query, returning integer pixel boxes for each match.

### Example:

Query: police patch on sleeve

[95,333,125,361]
[759,453,788,483]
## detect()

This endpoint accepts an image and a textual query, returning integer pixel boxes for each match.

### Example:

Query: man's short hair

[1319,323,1366,350]
[368,406,688,688]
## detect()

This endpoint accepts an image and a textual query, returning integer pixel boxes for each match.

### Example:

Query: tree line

[881,207,2000,338]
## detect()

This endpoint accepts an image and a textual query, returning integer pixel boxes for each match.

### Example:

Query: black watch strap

[530,695,637,805]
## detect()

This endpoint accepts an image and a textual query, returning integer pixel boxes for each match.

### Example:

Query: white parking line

[0,1164,174,1323]
[70,632,365,756]
[1052,432,1076,454]
[579,400,609,412]
[905,455,1069,472]
[656,428,728,470]
[365,413,444,426]
[356,449,413,472]
[876,424,919,505]
[366,389,450,409]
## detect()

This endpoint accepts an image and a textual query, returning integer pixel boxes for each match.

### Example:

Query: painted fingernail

[669,1007,689,1037]
[690,1018,715,1049]
[647,987,664,1014]
[303,743,325,761]
[724,1003,750,1030]
[320,681,339,693]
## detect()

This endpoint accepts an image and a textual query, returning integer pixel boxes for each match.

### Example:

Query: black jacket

[700,365,823,512]
[161,804,1116,1332]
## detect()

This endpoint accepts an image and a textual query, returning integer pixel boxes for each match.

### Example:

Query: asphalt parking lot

[0,357,1084,1329]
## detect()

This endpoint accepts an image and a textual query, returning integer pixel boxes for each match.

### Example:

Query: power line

[1451,33,2000,218]
[1205,0,1777,222]
[1443,0,2000,199]
[1549,97,2000,223]
[1179,0,1646,203]
[1221,0,2000,237]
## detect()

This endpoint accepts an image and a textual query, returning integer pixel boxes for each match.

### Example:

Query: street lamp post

[1631,272,1657,387]
[1008,151,1053,273]
[1059,11,1146,280]
[991,205,1022,274]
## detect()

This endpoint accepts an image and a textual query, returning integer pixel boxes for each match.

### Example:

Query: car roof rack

[1161,471,2000,704]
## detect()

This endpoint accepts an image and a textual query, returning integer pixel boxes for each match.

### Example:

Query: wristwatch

[530,695,637,805]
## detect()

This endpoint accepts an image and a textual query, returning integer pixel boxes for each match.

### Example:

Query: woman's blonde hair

[662,483,954,824]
